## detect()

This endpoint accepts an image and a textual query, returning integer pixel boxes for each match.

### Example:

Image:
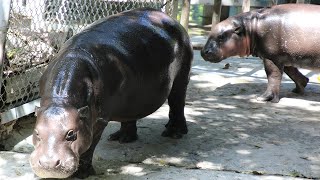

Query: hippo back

[40,8,192,120]
[254,4,320,68]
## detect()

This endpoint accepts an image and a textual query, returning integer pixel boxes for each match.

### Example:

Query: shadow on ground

[89,76,320,179]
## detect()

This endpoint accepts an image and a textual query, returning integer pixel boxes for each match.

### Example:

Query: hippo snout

[30,150,79,178]
[201,48,223,63]
[201,41,223,63]
[201,48,214,60]
[38,155,61,169]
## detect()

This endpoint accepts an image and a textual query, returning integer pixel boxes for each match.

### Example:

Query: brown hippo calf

[201,4,320,103]
[30,8,193,179]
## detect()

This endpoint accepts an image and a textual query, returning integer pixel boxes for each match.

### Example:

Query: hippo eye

[218,34,227,43]
[66,130,77,141]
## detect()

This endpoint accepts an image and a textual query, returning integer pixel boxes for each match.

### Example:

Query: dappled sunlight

[236,133,250,139]
[12,153,29,161]
[215,103,237,110]
[311,164,320,176]
[236,149,251,155]
[277,98,320,111]
[0,157,7,166]
[0,152,34,180]
[147,104,169,120]
[193,51,266,78]
[202,97,218,101]
[193,82,218,89]
[190,73,228,86]
[227,113,246,118]
[196,161,223,170]
[143,156,189,167]
[120,164,146,176]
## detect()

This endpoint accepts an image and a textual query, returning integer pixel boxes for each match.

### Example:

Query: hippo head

[201,17,248,63]
[30,105,92,178]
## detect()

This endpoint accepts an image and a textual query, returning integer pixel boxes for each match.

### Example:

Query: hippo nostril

[55,160,61,167]
[201,49,212,58]
[202,48,210,54]
[205,49,213,55]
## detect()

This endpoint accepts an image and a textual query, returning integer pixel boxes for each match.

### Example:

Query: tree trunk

[272,0,278,5]
[180,0,191,31]
[211,0,222,28]
[242,0,250,12]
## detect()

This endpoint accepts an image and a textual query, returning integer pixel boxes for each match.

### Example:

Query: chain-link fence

[0,0,176,124]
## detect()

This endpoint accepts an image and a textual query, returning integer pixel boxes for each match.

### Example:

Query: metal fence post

[0,1,11,111]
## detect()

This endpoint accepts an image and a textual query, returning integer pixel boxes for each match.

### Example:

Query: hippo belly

[108,71,174,121]
[30,8,193,179]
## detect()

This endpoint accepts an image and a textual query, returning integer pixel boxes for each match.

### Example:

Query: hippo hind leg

[284,66,309,94]
[108,121,138,143]
[161,79,188,138]
[162,62,191,138]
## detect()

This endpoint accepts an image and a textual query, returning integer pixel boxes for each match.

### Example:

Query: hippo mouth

[200,49,224,63]
[30,154,79,178]
[201,54,224,63]
[31,167,77,179]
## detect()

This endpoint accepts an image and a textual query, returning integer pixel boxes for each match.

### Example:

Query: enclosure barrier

[0,0,176,126]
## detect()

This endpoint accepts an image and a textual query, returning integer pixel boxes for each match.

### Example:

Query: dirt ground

[0,36,319,180]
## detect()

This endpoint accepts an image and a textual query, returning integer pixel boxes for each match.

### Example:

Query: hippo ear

[78,106,89,119]
[232,20,243,35]
[234,26,243,35]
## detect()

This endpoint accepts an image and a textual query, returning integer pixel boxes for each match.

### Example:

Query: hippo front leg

[257,58,283,103]
[284,66,309,94]
[73,120,107,179]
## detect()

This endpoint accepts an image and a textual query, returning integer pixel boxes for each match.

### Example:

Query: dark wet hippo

[201,4,320,103]
[30,8,193,179]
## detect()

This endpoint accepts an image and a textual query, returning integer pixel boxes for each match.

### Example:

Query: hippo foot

[292,87,304,94]
[72,163,96,179]
[257,92,279,103]
[108,130,138,143]
[161,120,188,139]
[292,77,309,94]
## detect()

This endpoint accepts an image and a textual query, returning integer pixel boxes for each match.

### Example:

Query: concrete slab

[0,36,319,180]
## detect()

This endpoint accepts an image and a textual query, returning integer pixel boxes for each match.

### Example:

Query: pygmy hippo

[201,4,320,103]
[30,8,193,179]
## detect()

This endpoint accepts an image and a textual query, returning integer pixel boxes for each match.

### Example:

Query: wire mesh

[2,0,173,113]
